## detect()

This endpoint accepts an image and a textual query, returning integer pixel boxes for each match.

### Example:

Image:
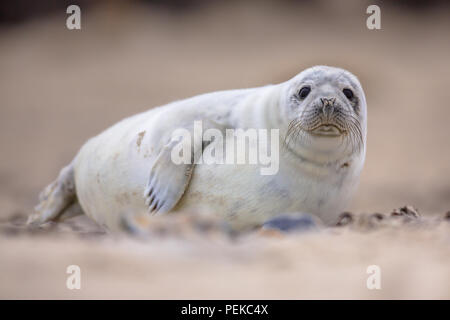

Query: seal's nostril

[321,98,335,112]
[321,98,336,119]
[321,98,335,106]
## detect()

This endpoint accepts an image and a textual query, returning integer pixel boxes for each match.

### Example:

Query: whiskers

[284,109,364,154]
[284,118,312,149]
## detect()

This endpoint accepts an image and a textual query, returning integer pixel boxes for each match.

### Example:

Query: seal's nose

[321,97,336,118]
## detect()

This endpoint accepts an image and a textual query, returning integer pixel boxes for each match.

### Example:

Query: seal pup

[28,66,367,232]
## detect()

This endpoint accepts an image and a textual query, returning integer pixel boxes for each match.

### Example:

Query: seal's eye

[298,86,311,99]
[343,88,354,100]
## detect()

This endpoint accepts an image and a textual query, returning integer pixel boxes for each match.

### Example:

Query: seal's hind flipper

[54,200,84,222]
[28,162,82,226]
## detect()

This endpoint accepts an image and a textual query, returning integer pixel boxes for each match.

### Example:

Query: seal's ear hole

[343,88,354,100]
[298,86,311,99]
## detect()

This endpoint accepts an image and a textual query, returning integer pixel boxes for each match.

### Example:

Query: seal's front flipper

[143,116,228,215]
[144,135,199,215]
[27,162,83,226]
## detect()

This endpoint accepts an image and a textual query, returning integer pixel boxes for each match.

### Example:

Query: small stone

[391,205,420,219]
[445,211,450,220]
[336,212,354,226]
[262,213,318,233]
[369,212,385,223]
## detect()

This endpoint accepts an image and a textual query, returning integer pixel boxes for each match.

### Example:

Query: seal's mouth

[310,124,344,137]
[285,113,363,153]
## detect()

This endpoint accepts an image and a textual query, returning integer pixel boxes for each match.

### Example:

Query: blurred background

[0,0,449,299]
[1,0,449,217]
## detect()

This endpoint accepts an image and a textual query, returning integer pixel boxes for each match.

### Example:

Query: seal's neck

[285,140,355,165]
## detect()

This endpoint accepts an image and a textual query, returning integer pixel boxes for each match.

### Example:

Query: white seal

[28,66,367,231]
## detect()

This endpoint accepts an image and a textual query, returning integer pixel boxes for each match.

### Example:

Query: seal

[28,66,367,232]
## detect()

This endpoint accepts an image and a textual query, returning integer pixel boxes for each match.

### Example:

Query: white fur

[69,66,367,231]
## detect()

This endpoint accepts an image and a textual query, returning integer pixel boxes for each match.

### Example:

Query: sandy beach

[0,1,449,299]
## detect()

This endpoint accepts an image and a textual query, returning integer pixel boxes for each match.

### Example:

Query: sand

[0,1,449,299]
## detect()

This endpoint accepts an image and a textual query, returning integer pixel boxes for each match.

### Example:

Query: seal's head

[282,66,367,160]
